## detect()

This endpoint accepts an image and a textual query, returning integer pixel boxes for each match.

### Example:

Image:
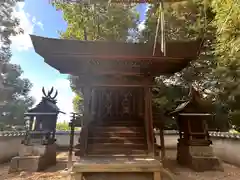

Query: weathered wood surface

[72,157,162,172]
[31,35,201,59]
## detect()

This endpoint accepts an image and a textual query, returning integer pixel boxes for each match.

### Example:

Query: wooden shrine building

[30,35,202,179]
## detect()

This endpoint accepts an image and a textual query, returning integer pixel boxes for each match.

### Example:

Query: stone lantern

[169,86,222,171]
[22,87,61,145]
[9,87,64,172]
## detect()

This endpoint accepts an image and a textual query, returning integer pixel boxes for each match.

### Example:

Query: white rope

[153,1,165,56]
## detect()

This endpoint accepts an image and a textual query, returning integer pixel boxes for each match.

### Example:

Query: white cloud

[30,78,75,123]
[137,4,150,32]
[138,21,146,32]
[10,2,44,51]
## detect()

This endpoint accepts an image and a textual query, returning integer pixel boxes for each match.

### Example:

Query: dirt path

[1,151,240,180]
[165,159,240,180]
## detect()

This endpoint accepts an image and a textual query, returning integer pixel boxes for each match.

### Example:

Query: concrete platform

[9,155,55,172]
[9,144,57,172]
[71,157,162,180]
[177,144,223,172]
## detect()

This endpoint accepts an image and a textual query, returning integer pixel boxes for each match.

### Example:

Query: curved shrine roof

[30,35,202,76]
[169,87,214,115]
[28,97,60,114]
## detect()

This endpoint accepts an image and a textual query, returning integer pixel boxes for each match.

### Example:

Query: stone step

[89,131,145,137]
[91,126,145,130]
[88,136,146,144]
[90,126,145,133]
[88,142,147,150]
[87,148,148,155]
[98,120,143,127]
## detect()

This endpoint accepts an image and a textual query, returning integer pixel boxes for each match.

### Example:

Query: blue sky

[10,1,148,122]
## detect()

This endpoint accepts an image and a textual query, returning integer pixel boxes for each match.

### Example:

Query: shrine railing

[0,130,240,139]
[156,130,240,139]
[0,130,240,165]
[0,131,26,137]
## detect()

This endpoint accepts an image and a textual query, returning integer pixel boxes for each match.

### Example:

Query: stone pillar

[177,142,223,171]
[9,144,57,172]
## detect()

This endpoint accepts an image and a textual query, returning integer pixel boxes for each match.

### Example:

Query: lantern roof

[169,86,214,115]
[26,87,61,115]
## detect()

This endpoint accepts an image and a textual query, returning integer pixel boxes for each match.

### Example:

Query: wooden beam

[51,54,189,61]
[72,158,162,172]
[47,58,189,76]
[77,83,153,87]
[179,113,213,116]
[25,112,58,115]
[75,75,154,87]
[31,35,201,60]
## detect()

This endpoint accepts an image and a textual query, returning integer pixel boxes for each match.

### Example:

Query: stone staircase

[85,117,148,156]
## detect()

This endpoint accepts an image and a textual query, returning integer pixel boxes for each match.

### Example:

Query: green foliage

[0,0,24,62]
[53,1,240,130]
[0,0,35,126]
[53,3,139,41]
[211,0,240,129]
[72,93,83,113]
[141,1,217,129]
[56,121,80,131]
[52,2,140,112]
[56,121,71,131]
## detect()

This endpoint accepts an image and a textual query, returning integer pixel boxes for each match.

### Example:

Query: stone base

[177,143,223,172]
[9,144,57,172]
[71,157,162,180]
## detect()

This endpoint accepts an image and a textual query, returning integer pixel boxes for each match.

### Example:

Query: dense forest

[52,0,240,131]
[0,0,35,130]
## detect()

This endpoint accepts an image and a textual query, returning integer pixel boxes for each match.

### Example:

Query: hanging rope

[153,0,165,56]
[108,0,112,8]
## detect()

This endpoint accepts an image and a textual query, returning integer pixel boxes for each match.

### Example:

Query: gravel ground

[1,151,240,180]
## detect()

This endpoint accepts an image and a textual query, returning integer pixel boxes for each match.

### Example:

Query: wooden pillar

[97,89,102,118]
[187,119,192,141]
[144,87,154,156]
[138,88,144,118]
[159,127,165,161]
[148,87,155,155]
[80,86,91,155]
[68,115,75,168]
[203,119,208,140]
[83,87,91,125]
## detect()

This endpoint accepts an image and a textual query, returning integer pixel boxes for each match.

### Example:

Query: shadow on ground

[0,150,240,180]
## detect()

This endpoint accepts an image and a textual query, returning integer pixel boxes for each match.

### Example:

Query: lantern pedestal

[9,143,57,172]
[177,141,222,172]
